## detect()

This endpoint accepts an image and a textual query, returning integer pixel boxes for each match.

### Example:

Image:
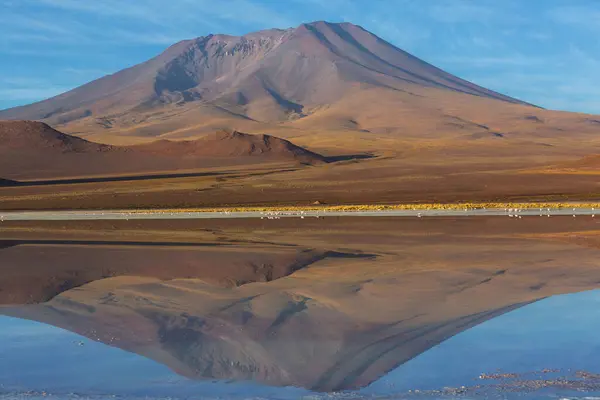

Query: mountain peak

[0,21,527,135]
[300,20,359,29]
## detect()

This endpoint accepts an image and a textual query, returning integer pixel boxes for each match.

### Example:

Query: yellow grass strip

[123,202,600,214]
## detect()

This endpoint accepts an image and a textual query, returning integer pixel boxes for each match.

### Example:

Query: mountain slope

[0,21,528,134]
[134,130,327,164]
[0,120,111,152]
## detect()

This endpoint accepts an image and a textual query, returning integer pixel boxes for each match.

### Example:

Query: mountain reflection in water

[1,217,600,398]
[3,290,600,399]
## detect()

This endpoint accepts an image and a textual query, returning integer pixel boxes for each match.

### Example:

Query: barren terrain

[0,22,599,209]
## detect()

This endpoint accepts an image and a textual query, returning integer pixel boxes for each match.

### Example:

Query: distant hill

[0,120,325,180]
[134,130,327,164]
[0,120,110,152]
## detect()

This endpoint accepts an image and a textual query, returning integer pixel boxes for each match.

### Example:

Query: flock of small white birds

[504,207,595,218]
[0,207,598,221]
[259,210,312,220]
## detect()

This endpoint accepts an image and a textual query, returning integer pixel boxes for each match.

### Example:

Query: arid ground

[1,114,600,210]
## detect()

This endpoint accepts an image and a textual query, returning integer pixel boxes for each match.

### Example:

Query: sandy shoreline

[2,203,600,220]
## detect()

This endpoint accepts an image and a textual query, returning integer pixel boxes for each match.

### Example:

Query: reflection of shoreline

[2,218,600,391]
[0,241,373,304]
[0,239,229,248]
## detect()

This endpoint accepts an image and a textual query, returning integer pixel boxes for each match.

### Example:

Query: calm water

[1,218,600,399]
[2,290,600,399]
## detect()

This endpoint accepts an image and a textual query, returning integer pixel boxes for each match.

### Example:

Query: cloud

[0,77,76,103]
[33,0,167,22]
[527,31,552,41]
[441,55,544,68]
[547,5,600,31]
[32,0,293,30]
[0,0,298,47]
[62,68,110,76]
[543,98,600,115]
[0,12,71,34]
[0,87,69,101]
[367,17,431,49]
[464,60,600,114]
[429,1,497,23]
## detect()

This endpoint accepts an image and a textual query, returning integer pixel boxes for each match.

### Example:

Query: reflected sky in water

[368,289,600,395]
[2,289,600,399]
[3,217,600,399]
[0,317,309,399]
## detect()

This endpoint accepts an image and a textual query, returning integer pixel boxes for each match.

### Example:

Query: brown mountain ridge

[133,130,327,163]
[0,120,111,152]
[0,120,326,180]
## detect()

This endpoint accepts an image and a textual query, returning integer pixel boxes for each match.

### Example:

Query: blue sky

[1,0,599,114]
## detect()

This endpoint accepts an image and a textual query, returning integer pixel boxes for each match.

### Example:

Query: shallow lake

[3,290,600,399]
[1,217,599,399]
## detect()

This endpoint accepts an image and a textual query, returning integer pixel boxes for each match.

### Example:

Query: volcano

[0,21,529,138]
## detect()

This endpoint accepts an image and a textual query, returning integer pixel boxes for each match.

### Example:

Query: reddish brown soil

[0,121,325,181]
[132,130,327,164]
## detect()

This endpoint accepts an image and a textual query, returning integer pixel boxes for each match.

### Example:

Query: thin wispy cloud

[547,5,600,31]
[429,1,497,23]
[0,87,69,101]
[62,68,111,77]
[30,0,293,32]
[33,0,168,22]
[0,0,295,50]
[442,55,544,68]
